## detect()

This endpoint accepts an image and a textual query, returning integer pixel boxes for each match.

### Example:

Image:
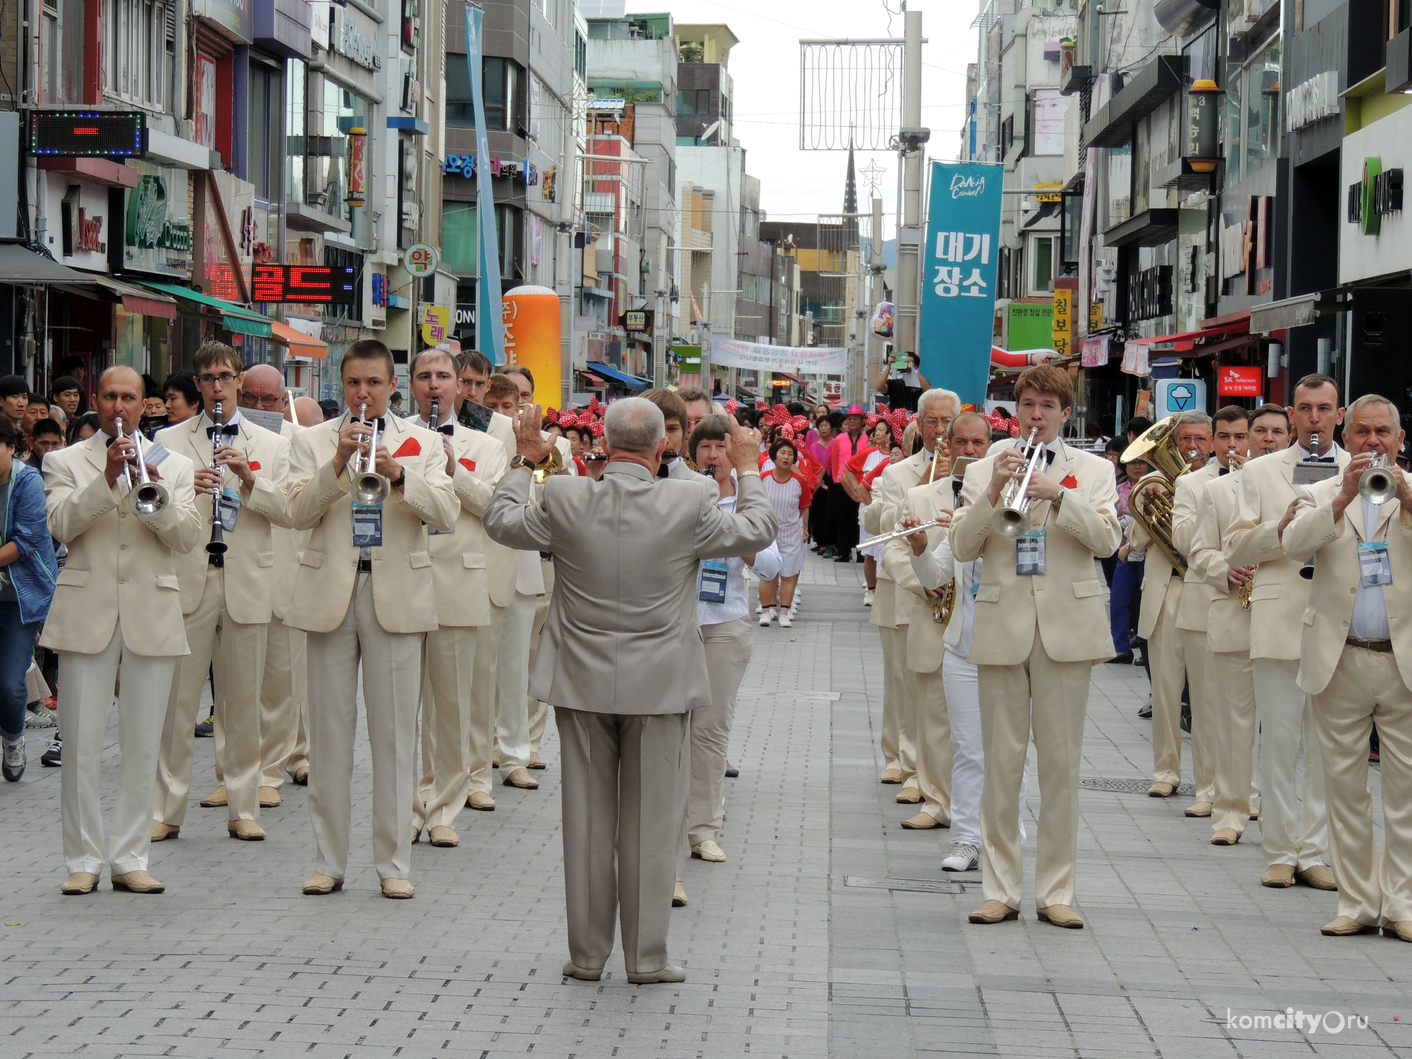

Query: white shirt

[1350,497,1392,641]
[908,476,981,657]
[696,490,782,626]
[1296,440,1343,461]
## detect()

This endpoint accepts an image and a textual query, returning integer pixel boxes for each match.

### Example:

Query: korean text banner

[711,338,847,375]
[919,161,1003,405]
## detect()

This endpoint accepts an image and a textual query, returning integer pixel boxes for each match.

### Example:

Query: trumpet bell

[533,446,564,484]
[133,481,168,516]
[991,506,1030,539]
[354,470,390,506]
[1360,466,1397,505]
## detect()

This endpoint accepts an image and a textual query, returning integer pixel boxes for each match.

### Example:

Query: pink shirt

[827,431,866,480]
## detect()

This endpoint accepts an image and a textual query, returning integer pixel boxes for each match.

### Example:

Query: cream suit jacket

[950,442,1121,665]
[427,423,508,627]
[284,413,458,634]
[1172,461,1220,632]
[1282,468,1412,695]
[155,413,294,625]
[269,419,310,621]
[39,432,203,656]
[1188,470,1250,654]
[866,447,939,629]
[881,477,958,674]
[1225,444,1352,661]
[482,461,778,715]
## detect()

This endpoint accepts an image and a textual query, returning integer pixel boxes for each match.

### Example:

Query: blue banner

[465,4,505,364]
[918,161,1003,406]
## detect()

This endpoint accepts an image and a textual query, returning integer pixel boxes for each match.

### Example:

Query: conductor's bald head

[604,397,668,472]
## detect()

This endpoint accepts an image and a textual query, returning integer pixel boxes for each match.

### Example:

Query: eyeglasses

[920,417,952,430]
[239,391,285,409]
[198,373,239,386]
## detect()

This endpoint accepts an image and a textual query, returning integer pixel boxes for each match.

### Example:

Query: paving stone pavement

[1,550,1409,1057]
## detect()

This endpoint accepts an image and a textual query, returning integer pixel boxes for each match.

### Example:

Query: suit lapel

[81,431,109,477]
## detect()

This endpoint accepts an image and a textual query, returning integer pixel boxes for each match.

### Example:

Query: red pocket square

[392,437,421,458]
[458,457,477,473]
[248,461,261,471]
[1060,474,1078,489]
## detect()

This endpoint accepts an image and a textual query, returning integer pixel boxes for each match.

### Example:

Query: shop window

[1030,236,1054,295]
[248,63,282,201]
[41,0,88,104]
[1243,40,1280,180]
[285,59,307,207]
[104,0,171,109]
[495,203,522,281]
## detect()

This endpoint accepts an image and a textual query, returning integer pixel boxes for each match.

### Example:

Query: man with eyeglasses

[151,344,295,844]
[239,365,313,796]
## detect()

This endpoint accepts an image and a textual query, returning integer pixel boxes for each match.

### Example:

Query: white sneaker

[788,599,800,617]
[863,588,875,606]
[759,608,775,627]
[778,612,793,628]
[941,842,979,872]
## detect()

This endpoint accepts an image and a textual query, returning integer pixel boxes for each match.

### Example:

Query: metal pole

[654,230,668,387]
[895,8,925,366]
[868,194,884,403]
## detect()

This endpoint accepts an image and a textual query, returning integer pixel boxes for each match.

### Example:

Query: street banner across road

[919,161,1003,405]
[710,338,847,375]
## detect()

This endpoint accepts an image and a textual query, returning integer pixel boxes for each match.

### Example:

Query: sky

[653,0,981,235]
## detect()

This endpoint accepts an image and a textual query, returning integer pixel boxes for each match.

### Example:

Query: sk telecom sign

[918,162,1003,405]
[1218,365,1264,397]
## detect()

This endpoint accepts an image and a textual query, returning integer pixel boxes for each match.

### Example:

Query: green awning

[133,279,274,338]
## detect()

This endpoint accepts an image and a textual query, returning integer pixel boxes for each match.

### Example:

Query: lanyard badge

[351,501,384,547]
[1016,530,1047,576]
[698,559,729,604]
[1358,540,1392,588]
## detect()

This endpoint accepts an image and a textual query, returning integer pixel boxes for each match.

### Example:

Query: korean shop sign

[1346,157,1403,236]
[919,161,1002,405]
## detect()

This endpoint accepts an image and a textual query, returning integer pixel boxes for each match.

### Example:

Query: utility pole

[894,7,928,369]
[654,229,668,387]
[868,193,885,402]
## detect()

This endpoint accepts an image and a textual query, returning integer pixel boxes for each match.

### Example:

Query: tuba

[1121,415,1191,576]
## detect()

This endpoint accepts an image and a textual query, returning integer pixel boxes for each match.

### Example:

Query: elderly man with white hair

[484,396,777,984]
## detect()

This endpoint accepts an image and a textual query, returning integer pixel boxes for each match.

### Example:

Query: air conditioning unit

[595,248,614,272]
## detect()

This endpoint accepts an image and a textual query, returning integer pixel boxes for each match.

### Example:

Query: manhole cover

[1081,777,1196,795]
[843,876,966,894]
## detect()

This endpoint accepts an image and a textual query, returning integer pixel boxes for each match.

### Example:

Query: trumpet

[1360,452,1398,504]
[117,415,168,515]
[351,402,390,505]
[206,400,228,556]
[868,516,951,550]
[991,428,1044,539]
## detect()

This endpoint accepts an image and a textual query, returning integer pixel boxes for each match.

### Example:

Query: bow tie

[1308,454,1335,463]
[357,417,387,432]
[952,478,964,496]
[207,423,239,439]
[433,422,455,436]
[1042,448,1058,467]
[1219,465,1230,476]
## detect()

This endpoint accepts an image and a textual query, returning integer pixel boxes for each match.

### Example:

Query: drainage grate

[844,876,966,894]
[1081,777,1196,796]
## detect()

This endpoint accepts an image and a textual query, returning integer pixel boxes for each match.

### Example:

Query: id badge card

[1359,540,1392,587]
[351,501,384,548]
[698,559,729,604]
[1016,530,1047,576]
[217,486,241,532]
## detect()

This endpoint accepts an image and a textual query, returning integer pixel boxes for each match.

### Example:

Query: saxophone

[1237,568,1256,609]
[932,581,956,625]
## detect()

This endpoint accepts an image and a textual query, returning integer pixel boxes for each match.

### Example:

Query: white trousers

[466,600,503,795]
[1211,649,1259,836]
[60,627,176,876]
[493,591,536,771]
[412,624,478,832]
[943,647,1028,849]
[259,614,307,788]
[1312,646,1412,925]
[305,572,422,881]
[911,666,953,823]
[878,624,912,780]
[1252,657,1328,871]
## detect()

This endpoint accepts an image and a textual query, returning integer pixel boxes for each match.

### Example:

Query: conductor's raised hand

[515,403,553,465]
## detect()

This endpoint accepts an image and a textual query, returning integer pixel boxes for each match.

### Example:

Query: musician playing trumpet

[885,411,1007,869]
[1281,395,1412,940]
[949,366,1121,929]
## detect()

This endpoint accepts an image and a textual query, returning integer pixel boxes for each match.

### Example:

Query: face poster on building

[918,160,1003,405]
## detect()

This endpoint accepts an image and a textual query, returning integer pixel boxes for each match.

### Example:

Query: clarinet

[207,400,228,556]
[429,397,440,432]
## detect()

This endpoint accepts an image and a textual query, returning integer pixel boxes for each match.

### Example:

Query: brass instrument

[1360,452,1397,504]
[1237,568,1256,609]
[991,428,1044,538]
[206,400,228,557]
[1121,415,1190,576]
[533,444,564,483]
[117,415,168,515]
[351,402,391,505]
[932,580,956,626]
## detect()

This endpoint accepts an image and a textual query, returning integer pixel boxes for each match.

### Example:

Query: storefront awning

[0,243,90,284]
[54,273,178,319]
[773,371,809,387]
[268,320,327,359]
[586,362,649,390]
[135,279,274,338]
[1250,292,1321,334]
[578,370,607,387]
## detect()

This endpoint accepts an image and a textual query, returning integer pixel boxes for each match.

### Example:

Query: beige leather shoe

[302,873,343,895]
[1210,828,1240,846]
[492,752,500,768]
[151,822,179,842]
[1321,915,1378,936]
[1183,801,1213,817]
[1037,904,1085,929]
[111,870,165,893]
[1147,781,1174,797]
[199,785,228,808]
[259,786,282,808]
[895,786,922,804]
[627,965,686,984]
[528,751,547,770]
[968,900,1019,924]
[672,882,688,907]
[900,812,941,830]
[879,768,903,784]
[691,840,726,862]
[61,871,99,895]
[1383,920,1412,942]
[380,878,415,899]
[290,766,309,786]
[562,961,603,981]
[1249,803,1260,820]
[467,791,496,811]
[227,820,266,841]
[1261,864,1296,887]
[429,825,459,847]
[503,767,539,789]
[411,826,421,844]
[1296,865,1338,891]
